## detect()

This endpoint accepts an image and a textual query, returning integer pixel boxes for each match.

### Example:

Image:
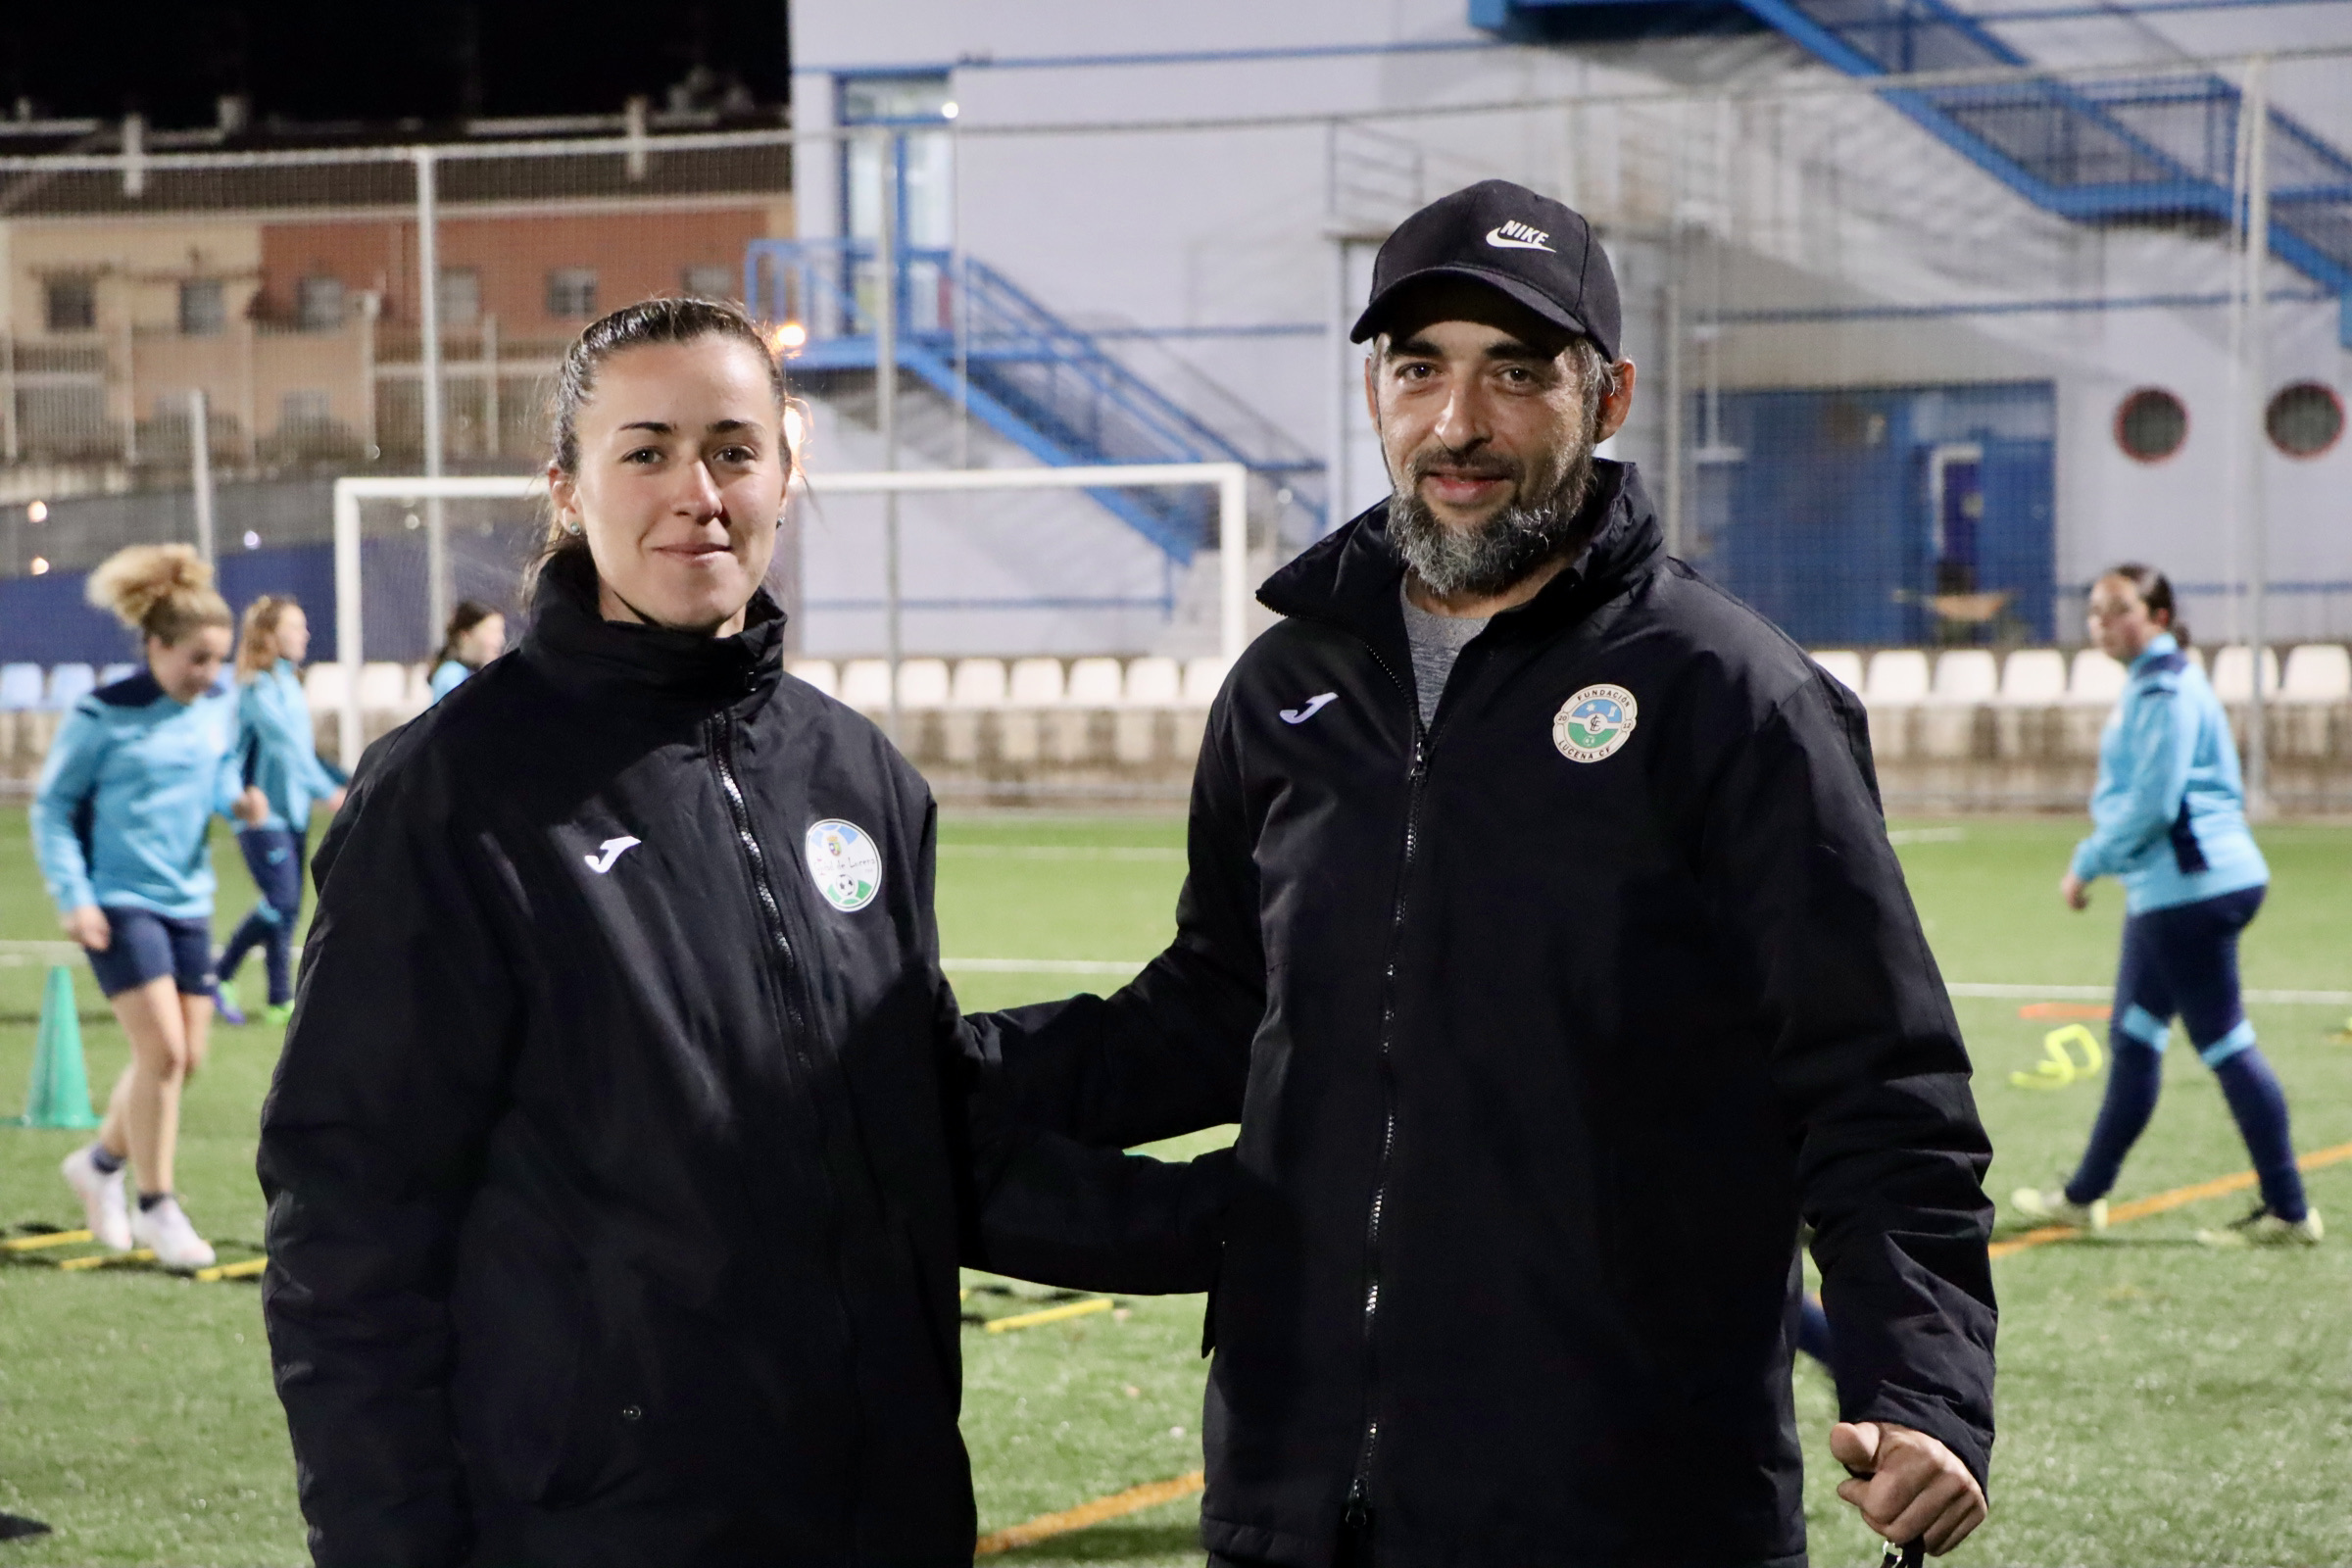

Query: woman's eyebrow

[614,418,760,436]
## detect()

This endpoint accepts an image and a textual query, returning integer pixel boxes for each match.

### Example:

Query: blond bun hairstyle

[86,544,233,647]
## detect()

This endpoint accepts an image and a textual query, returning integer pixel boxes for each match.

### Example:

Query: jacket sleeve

[30,702,106,914]
[904,794,1234,1294]
[214,700,249,820]
[257,748,522,1568]
[1701,670,1996,1492]
[961,690,1263,1150]
[2070,679,2190,883]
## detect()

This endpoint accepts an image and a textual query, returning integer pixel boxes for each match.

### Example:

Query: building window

[44,276,96,333]
[839,73,955,125]
[2266,381,2343,460]
[682,264,735,302]
[296,274,346,331]
[281,390,331,426]
[438,268,481,327]
[179,278,226,337]
[547,267,598,318]
[2115,388,2186,464]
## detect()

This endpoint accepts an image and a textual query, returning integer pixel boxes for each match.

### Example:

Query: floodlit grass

[1,808,2348,1564]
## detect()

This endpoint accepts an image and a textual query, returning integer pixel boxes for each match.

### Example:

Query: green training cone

[15,965,99,1130]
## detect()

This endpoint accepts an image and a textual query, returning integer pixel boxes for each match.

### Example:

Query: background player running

[2013,564,2319,1248]
[214,594,346,1027]
[37,545,262,1270]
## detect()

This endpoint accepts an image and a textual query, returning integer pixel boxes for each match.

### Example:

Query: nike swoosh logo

[584,836,642,874]
[1485,226,1555,252]
[1279,693,1339,725]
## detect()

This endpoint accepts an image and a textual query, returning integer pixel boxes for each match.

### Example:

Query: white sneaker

[129,1197,216,1270]
[2198,1205,2325,1249]
[2010,1187,2109,1232]
[61,1146,132,1251]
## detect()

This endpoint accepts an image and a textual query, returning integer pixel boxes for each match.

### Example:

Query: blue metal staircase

[1475,0,2352,347]
[746,238,1322,564]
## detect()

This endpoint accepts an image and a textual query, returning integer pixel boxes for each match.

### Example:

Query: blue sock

[86,1143,124,1176]
[2066,1037,2164,1204]
[2212,1048,2307,1222]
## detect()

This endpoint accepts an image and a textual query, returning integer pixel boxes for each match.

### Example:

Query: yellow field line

[195,1257,268,1283]
[1989,1139,2352,1258]
[975,1470,1204,1556]
[983,1298,1113,1335]
[57,1248,153,1271]
[2,1229,92,1252]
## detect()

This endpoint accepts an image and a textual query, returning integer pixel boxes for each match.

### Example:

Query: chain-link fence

[2,54,2348,676]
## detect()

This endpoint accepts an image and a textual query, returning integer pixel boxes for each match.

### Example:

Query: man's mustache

[1406,449,1520,484]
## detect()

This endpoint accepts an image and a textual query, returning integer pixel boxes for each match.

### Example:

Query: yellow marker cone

[13,966,99,1129]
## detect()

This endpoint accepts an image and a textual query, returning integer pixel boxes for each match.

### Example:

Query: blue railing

[746,238,1323,563]
[1474,0,2352,346]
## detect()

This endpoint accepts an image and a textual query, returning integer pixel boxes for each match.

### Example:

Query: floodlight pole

[876,130,903,748]
[416,146,451,652]
[2242,57,2273,818]
[188,389,215,565]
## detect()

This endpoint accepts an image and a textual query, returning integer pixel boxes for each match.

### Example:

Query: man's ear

[1595,360,1638,444]
[1363,353,1382,432]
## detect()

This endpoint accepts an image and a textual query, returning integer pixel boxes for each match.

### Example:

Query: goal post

[330,461,1250,765]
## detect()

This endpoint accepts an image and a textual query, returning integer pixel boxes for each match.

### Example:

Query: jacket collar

[1257,459,1664,661]
[2131,631,2180,673]
[520,548,788,705]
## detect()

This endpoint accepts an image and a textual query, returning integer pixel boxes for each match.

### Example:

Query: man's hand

[2059,871,2089,911]
[1830,1420,1985,1556]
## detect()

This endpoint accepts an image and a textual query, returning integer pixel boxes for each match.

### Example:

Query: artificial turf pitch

[0,808,2348,1565]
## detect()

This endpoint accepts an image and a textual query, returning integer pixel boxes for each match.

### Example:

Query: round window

[2115,388,2187,464]
[2266,381,2344,459]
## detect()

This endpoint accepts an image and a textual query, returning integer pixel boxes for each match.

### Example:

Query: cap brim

[1349,263,1595,349]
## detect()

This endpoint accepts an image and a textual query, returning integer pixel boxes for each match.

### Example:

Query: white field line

[945,957,1147,975]
[1886,827,1968,845]
[0,939,84,965]
[938,845,1185,861]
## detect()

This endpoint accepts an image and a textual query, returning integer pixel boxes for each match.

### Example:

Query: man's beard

[1386,430,1600,600]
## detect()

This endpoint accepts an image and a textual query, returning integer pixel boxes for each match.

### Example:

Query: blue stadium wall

[1689,380,2056,646]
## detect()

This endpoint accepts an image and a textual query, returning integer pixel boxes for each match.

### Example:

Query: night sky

[0,2,791,127]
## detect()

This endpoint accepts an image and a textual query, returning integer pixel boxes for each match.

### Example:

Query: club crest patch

[1552,684,1640,763]
[804,818,883,912]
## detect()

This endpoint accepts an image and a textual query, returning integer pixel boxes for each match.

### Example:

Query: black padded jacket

[975,462,1997,1568]
[259,557,1227,1568]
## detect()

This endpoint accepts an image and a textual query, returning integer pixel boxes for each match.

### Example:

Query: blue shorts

[86,907,216,1000]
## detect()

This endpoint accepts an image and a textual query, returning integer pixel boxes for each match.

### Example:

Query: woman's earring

[564,519,584,536]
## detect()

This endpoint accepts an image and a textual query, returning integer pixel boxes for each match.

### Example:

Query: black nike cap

[1350,179,1620,362]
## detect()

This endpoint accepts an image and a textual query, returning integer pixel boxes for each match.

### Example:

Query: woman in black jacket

[258,298,1224,1568]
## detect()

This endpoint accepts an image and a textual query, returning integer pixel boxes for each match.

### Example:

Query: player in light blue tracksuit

[36,544,259,1269]
[216,597,346,1026]
[2014,564,2319,1247]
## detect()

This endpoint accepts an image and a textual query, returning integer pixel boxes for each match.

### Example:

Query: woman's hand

[236,786,270,826]
[2060,871,2090,911]
[322,787,348,815]
[62,906,111,952]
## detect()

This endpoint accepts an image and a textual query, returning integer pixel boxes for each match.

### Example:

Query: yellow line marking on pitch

[975,1470,1205,1556]
[195,1257,268,1282]
[58,1248,153,1271]
[1990,1139,2352,1258]
[983,1298,1113,1335]
[2,1229,92,1251]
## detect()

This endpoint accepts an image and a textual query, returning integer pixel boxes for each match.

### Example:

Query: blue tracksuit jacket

[2069,632,2268,913]
[32,670,243,920]
[427,660,471,704]
[238,659,345,833]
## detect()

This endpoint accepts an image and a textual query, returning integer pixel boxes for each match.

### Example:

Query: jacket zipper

[705,711,864,1485]
[1344,639,1432,1535]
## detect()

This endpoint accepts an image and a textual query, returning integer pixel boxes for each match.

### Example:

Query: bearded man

[978,180,1996,1568]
